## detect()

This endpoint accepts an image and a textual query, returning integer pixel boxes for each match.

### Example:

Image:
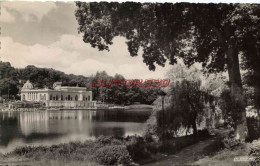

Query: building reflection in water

[0,109,151,153]
[19,111,49,136]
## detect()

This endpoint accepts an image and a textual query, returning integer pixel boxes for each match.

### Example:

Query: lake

[0,109,152,153]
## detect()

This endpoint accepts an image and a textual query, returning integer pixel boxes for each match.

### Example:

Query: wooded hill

[0,61,160,105]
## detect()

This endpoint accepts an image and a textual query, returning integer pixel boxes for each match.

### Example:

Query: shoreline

[0,104,154,112]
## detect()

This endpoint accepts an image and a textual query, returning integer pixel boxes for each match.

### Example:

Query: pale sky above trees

[0,1,182,79]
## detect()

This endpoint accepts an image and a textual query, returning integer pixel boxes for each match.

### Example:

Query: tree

[0,61,19,99]
[165,65,208,136]
[75,3,260,141]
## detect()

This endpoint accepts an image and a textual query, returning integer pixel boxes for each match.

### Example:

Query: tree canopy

[75,2,259,72]
[75,2,260,141]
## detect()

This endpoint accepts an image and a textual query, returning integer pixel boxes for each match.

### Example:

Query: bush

[125,136,151,162]
[93,145,132,165]
[143,111,159,142]
[198,129,210,137]
[249,139,260,166]
[247,117,260,142]
[13,146,48,159]
[96,135,123,146]
[222,137,242,150]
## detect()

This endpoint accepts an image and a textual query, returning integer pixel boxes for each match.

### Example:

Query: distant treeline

[0,61,160,105]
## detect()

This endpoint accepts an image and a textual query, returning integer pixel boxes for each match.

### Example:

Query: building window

[75,95,78,101]
[68,95,71,101]
[56,95,59,100]
[61,95,63,101]
[88,96,90,101]
[50,94,53,100]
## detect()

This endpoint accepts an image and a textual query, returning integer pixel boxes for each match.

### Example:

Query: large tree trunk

[192,119,198,136]
[226,44,248,141]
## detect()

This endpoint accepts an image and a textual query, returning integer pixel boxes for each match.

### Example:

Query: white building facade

[21,81,96,108]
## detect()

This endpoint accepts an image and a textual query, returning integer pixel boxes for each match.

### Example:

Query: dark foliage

[0,61,19,99]
[75,2,260,141]
[249,139,260,166]
[12,137,131,165]
[93,145,132,165]
[125,136,151,162]
[246,117,260,142]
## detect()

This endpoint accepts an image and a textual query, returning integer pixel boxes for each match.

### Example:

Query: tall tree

[75,3,260,141]
[0,61,19,99]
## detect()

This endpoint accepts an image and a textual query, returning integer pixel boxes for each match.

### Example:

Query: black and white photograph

[0,1,260,165]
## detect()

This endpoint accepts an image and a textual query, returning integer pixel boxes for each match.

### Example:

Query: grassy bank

[140,132,212,164]
[1,137,132,166]
[0,133,211,166]
[0,157,100,166]
[193,144,250,166]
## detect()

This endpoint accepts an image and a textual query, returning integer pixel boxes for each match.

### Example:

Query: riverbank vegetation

[0,133,211,166]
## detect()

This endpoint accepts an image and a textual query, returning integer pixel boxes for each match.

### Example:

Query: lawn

[193,143,250,166]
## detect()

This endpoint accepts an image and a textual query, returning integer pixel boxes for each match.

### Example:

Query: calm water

[0,109,151,153]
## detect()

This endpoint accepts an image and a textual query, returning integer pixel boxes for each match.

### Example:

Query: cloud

[0,2,172,79]
[1,2,57,22]
[0,6,15,23]
[1,37,80,69]
[0,35,171,79]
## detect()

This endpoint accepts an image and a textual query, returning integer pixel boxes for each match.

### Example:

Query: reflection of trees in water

[0,112,64,147]
[21,133,64,143]
[90,125,125,138]
[0,110,151,148]
[45,110,151,123]
[93,110,151,122]
[0,113,20,146]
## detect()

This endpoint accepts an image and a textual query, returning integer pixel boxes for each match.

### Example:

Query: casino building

[21,80,96,108]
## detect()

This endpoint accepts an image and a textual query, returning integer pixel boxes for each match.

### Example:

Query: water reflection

[0,109,151,153]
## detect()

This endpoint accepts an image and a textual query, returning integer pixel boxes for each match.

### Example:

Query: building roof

[22,80,33,90]
[21,81,91,93]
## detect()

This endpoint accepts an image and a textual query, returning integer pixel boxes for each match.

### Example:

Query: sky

[0,1,175,79]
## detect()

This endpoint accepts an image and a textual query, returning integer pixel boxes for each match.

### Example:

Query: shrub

[13,146,34,156]
[222,137,242,150]
[143,111,159,142]
[246,117,260,142]
[93,145,132,165]
[96,135,114,145]
[96,136,124,146]
[249,139,260,166]
[198,129,210,137]
[125,136,151,162]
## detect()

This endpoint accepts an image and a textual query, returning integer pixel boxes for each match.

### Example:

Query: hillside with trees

[0,61,160,105]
